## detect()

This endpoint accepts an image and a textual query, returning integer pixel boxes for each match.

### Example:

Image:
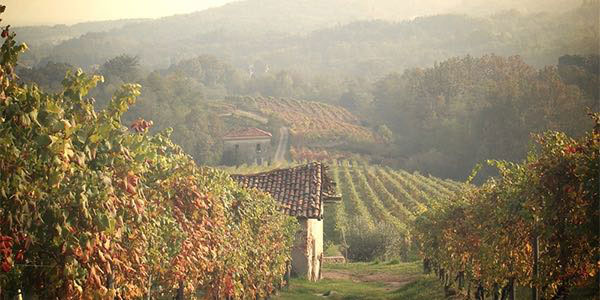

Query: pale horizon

[3,0,238,26]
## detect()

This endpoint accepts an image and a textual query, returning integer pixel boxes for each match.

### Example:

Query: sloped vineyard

[225,96,379,146]
[329,161,462,259]
[414,116,600,299]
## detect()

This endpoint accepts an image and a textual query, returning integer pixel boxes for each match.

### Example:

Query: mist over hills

[15,0,576,37]
[14,19,148,47]
[2,1,598,297]
[14,0,596,80]
[13,0,598,180]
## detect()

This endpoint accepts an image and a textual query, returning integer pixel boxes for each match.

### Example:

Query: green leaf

[36,135,53,147]
[107,218,116,234]
[98,213,110,230]
[98,124,112,138]
[88,134,100,143]
[55,224,62,237]
[29,109,41,126]
[20,114,31,127]
[46,102,63,114]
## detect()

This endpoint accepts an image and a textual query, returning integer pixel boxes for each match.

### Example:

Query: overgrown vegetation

[344,221,407,262]
[414,114,599,299]
[0,11,296,298]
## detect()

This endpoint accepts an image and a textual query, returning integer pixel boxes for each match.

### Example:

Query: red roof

[223,127,272,140]
[231,162,340,219]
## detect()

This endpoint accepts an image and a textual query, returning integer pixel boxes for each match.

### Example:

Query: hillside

[325,160,462,255]
[14,19,148,46]
[15,0,575,41]
[14,0,593,75]
[224,96,378,146]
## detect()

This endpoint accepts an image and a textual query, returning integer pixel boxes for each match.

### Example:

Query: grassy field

[275,261,447,300]
[275,261,598,300]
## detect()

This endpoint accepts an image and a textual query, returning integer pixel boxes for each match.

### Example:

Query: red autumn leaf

[130,118,153,133]
[1,260,11,272]
[15,250,23,262]
[565,145,577,154]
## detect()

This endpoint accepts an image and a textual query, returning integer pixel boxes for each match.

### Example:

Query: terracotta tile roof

[231,162,340,219]
[223,127,272,140]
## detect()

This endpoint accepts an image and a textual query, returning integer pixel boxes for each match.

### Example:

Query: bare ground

[321,269,420,291]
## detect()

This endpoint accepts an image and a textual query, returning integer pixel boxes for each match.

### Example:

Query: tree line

[17,50,598,181]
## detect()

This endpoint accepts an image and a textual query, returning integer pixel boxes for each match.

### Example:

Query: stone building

[231,162,340,281]
[222,127,272,165]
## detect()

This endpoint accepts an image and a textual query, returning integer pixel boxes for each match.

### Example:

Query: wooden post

[341,228,348,264]
[477,282,485,300]
[107,274,114,300]
[532,235,539,300]
[177,280,184,300]
[509,278,516,300]
[597,272,600,299]
[147,274,152,300]
[492,283,499,300]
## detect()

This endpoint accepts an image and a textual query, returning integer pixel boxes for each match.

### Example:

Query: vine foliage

[0,7,296,299]
[415,113,599,298]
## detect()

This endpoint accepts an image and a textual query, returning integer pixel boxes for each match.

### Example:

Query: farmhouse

[222,127,272,165]
[231,162,340,281]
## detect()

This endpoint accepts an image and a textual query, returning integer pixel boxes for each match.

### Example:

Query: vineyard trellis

[414,116,600,299]
[362,165,413,222]
[249,96,378,145]
[338,160,375,229]
[376,169,427,215]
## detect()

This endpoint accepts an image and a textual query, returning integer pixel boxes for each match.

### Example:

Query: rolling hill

[224,96,378,146]
[14,0,592,76]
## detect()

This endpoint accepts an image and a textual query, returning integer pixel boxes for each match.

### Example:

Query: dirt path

[273,126,289,162]
[321,269,419,291]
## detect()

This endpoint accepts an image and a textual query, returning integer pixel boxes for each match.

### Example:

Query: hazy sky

[3,0,237,26]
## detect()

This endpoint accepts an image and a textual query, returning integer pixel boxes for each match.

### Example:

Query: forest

[18,38,598,180]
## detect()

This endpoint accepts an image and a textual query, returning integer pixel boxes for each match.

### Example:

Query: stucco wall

[290,217,323,281]
[223,138,271,165]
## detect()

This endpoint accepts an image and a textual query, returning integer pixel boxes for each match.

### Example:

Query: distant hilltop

[13,0,594,76]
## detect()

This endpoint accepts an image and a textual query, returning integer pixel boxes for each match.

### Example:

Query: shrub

[345,220,406,262]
